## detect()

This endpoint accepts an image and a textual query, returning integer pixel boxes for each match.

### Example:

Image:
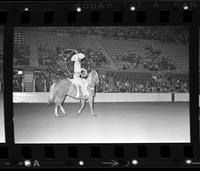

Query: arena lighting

[24,8,29,11]
[183,2,189,10]
[79,161,84,166]
[185,159,192,164]
[76,7,82,12]
[18,70,23,75]
[24,160,31,167]
[132,159,138,165]
[130,5,136,11]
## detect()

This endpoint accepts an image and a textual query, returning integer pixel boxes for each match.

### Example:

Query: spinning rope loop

[60,48,91,78]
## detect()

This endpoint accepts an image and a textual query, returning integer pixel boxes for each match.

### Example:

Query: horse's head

[88,70,99,87]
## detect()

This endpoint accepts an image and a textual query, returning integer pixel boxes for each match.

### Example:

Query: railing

[13,92,189,103]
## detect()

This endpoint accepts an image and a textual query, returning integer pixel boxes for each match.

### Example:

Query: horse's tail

[48,83,56,105]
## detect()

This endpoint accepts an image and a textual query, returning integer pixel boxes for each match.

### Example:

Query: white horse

[48,70,99,117]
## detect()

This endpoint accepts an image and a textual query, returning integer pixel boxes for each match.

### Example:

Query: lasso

[60,48,78,61]
[60,48,90,77]
[59,48,78,76]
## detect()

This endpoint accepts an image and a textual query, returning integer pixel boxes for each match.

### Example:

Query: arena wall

[174,93,189,102]
[13,92,189,103]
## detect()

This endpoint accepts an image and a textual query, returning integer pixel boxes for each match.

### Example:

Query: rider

[70,52,89,98]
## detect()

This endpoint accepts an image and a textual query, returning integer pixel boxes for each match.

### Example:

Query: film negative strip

[0,0,200,168]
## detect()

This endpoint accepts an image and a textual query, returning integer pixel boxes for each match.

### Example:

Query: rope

[60,48,78,76]
[60,48,91,77]
[56,22,91,76]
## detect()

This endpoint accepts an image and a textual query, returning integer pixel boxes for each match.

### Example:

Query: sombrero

[71,52,85,61]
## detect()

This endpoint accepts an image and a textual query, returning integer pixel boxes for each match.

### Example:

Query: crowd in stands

[34,71,47,92]
[78,48,109,68]
[14,27,186,73]
[13,71,23,92]
[115,47,177,71]
[97,71,188,93]
[57,27,188,44]
[38,44,56,66]
[38,45,109,73]
[13,69,189,93]
[12,27,189,93]
[37,43,178,77]
[35,45,109,92]
[34,70,69,92]
[13,44,30,66]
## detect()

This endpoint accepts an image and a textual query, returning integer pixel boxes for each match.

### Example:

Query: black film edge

[0,0,200,168]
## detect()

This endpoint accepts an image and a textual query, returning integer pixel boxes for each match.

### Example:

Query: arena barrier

[11,92,190,103]
[174,93,189,102]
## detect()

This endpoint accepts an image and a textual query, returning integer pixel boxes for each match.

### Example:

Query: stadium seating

[13,27,189,93]
[100,38,188,72]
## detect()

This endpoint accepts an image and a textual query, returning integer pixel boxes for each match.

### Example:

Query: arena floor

[0,92,5,143]
[13,102,190,143]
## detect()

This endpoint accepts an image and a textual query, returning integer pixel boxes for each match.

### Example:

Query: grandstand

[13,27,189,93]
[99,38,188,72]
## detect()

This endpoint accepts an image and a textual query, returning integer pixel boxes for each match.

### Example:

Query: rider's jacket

[74,61,81,74]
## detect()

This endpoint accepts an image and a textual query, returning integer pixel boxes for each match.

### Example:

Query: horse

[48,70,99,117]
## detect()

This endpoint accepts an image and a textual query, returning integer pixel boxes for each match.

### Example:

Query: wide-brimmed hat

[71,52,85,61]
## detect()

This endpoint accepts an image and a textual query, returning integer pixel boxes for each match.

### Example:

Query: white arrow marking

[102,160,119,167]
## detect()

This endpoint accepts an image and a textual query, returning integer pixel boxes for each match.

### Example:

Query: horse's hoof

[55,115,60,118]
[92,113,97,116]
[76,113,81,116]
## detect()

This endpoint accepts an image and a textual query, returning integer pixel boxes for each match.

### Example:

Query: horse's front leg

[89,97,97,116]
[78,99,86,114]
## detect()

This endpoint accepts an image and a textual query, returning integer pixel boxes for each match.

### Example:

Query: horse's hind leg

[89,101,95,116]
[60,96,66,115]
[59,104,66,115]
[89,97,97,116]
[54,104,59,118]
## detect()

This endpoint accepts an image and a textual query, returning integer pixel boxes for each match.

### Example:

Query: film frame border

[0,0,199,168]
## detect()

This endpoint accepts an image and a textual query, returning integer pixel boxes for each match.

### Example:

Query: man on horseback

[70,52,89,98]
